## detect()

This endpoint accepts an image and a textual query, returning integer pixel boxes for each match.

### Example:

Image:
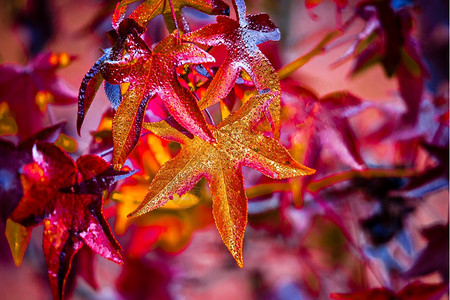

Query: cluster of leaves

[0,0,448,299]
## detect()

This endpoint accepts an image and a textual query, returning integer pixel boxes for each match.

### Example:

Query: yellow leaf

[5,218,31,266]
[131,92,315,267]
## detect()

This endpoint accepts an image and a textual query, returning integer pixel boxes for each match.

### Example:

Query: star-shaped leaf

[112,132,201,235]
[336,1,428,125]
[113,0,230,32]
[0,53,77,138]
[282,81,367,171]
[279,81,368,206]
[100,26,216,169]
[10,143,134,300]
[128,92,315,267]
[183,0,282,138]
[0,122,63,225]
[77,19,146,136]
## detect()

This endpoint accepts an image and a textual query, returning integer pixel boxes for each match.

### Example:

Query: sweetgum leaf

[10,143,133,300]
[183,0,282,138]
[344,1,428,125]
[101,26,216,168]
[0,123,63,224]
[61,155,138,195]
[282,81,367,170]
[77,19,147,135]
[77,49,111,135]
[113,0,230,32]
[112,132,203,235]
[0,53,77,137]
[280,81,368,206]
[129,92,315,267]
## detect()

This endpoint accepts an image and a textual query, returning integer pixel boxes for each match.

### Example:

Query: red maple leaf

[100,22,216,168]
[112,0,229,33]
[183,0,282,138]
[77,19,147,136]
[282,80,367,170]
[0,123,63,225]
[336,1,428,125]
[0,53,77,138]
[10,143,134,300]
[280,81,368,206]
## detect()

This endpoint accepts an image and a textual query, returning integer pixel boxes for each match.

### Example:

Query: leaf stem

[277,13,358,80]
[277,29,342,80]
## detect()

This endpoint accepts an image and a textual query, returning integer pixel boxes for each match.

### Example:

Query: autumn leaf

[9,143,134,300]
[125,204,213,257]
[113,0,229,32]
[280,81,367,206]
[100,25,216,169]
[128,92,315,267]
[283,81,367,171]
[77,19,146,136]
[337,1,428,125]
[0,52,77,138]
[183,0,282,138]
[111,131,201,235]
[0,122,63,225]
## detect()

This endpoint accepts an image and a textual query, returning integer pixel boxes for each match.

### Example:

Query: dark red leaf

[0,123,63,224]
[100,24,215,168]
[0,53,77,138]
[77,19,147,135]
[113,0,229,32]
[183,0,282,138]
[9,143,133,299]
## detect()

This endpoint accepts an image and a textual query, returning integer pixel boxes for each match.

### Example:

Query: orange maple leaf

[128,92,315,267]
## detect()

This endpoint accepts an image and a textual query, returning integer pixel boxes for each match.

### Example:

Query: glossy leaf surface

[101,27,216,168]
[183,0,282,138]
[10,143,134,300]
[0,123,63,225]
[129,92,315,267]
[77,19,147,135]
[113,0,229,32]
